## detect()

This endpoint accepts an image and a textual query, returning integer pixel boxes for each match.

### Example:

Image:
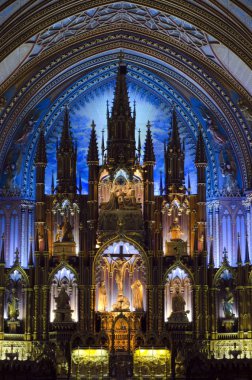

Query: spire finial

[222,247,229,265]
[209,236,214,267]
[101,129,105,164]
[143,121,155,163]
[14,248,20,266]
[138,128,141,163]
[195,126,207,166]
[35,127,47,165]
[245,233,250,264]
[87,121,99,163]
[187,173,191,195]
[237,233,242,265]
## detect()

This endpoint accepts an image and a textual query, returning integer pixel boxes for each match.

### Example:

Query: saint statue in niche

[223,287,235,319]
[98,281,108,312]
[101,182,137,210]
[61,217,74,242]
[172,289,186,313]
[7,288,19,321]
[54,286,73,323]
[168,288,189,323]
[131,279,143,311]
[55,286,71,310]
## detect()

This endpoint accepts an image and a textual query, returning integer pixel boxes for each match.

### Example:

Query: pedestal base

[54,308,73,323]
[7,320,20,333]
[53,241,76,257]
[222,318,235,332]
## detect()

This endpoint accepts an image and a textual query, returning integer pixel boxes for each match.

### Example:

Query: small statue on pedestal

[7,288,20,333]
[168,289,189,323]
[131,279,143,311]
[7,289,19,321]
[223,287,235,319]
[54,286,73,323]
[98,281,108,312]
[222,287,235,332]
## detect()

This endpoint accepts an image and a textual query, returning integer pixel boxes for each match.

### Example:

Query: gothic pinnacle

[237,233,242,265]
[245,233,250,264]
[59,105,74,150]
[143,121,155,163]
[28,238,34,266]
[35,129,47,165]
[209,237,214,267]
[87,121,99,163]
[195,127,207,166]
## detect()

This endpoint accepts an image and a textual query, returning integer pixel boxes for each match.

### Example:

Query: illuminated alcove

[95,241,146,312]
[164,267,192,322]
[50,267,78,322]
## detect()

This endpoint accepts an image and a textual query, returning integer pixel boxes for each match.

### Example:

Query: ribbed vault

[0,1,251,197]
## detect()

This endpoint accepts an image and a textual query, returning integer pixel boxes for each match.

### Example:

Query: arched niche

[215,268,237,324]
[50,266,78,322]
[95,240,146,312]
[4,269,28,331]
[164,266,193,322]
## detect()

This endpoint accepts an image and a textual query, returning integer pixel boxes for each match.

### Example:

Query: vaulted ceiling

[0,1,251,197]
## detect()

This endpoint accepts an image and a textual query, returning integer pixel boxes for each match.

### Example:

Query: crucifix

[104,245,135,296]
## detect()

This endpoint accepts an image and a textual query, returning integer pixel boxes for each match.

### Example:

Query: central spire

[106,56,136,167]
[164,107,185,194]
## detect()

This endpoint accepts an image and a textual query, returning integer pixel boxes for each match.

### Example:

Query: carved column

[210,288,217,339]
[214,202,220,266]
[33,285,39,340]
[24,288,32,340]
[20,205,26,266]
[146,285,153,332]
[193,285,201,339]
[42,285,49,340]
[78,285,85,332]
[157,285,165,333]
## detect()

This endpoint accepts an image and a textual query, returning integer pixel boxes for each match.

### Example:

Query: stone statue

[172,289,186,313]
[109,255,131,296]
[131,279,143,311]
[55,287,71,310]
[170,218,182,241]
[61,217,74,242]
[54,286,73,323]
[223,287,235,319]
[219,149,239,195]
[168,289,189,323]
[109,254,132,311]
[7,289,19,321]
[98,281,108,312]
[203,112,227,145]
[101,182,137,211]
[55,224,62,242]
